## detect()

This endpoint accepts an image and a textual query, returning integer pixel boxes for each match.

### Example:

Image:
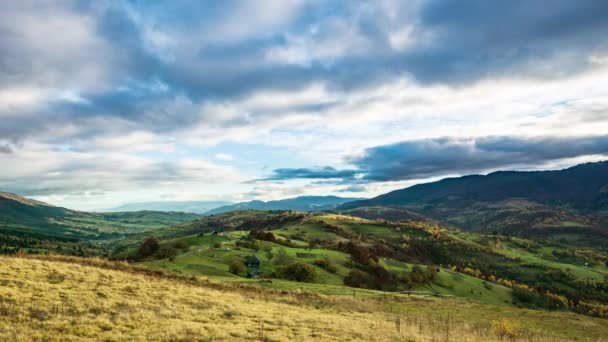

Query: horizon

[3,160,605,212]
[2,1,608,211]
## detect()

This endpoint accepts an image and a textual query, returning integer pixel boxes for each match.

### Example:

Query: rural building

[245,255,261,278]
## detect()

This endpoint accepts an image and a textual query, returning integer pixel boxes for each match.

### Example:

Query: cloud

[259,167,358,181]
[338,184,367,193]
[264,135,608,183]
[354,135,608,181]
[0,142,14,154]
[0,143,241,196]
[2,1,608,208]
[215,153,234,161]
[3,1,608,142]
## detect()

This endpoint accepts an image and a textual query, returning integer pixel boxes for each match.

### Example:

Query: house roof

[245,255,261,265]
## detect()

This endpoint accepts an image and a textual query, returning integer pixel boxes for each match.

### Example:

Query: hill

[0,192,201,250]
[104,200,232,214]
[339,162,608,243]
[114,210,608,320]
[2,255,607,341]
[206,196,365,215]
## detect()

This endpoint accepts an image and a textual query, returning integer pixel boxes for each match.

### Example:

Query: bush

[229,259,246,275]
[212,242,222,249]
[173,240,188,250]
[249,230,276,242]
[276,262,317,282]
[491,319,520,338]
[273,248,293,266]
[512,288,568,310]
[344,270,368,288]
[314,257,337,273]
[139,237,160,257]
[235,240,260,251]
[344,265,397,291]
[157,246,179,259]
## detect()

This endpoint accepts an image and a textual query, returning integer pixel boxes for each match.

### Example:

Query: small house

[245,255,261,278]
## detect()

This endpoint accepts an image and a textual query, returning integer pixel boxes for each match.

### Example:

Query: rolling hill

[0,192,201,242]
[206,196,365,215]
[111,210,608,321]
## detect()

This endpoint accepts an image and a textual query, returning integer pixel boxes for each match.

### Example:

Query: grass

[2,255,608,341]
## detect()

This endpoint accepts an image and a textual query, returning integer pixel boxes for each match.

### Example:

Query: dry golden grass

[0,255,604,341]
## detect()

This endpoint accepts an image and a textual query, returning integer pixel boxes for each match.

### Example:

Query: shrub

[236,240,260,251]
[491,319,520,338]
[344,270,368,288]
[249,230,276,242]
[314,257,337,273]
[273,248,293,266]
[344,265,397,291]
[157,246,179,259]
[212,242,223,249]
[512,288,568,310]
[276,262,316,282]
[173,240,188,250]
[139,237,160,258]
[229,260,246,275]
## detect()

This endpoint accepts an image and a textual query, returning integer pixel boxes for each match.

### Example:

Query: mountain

[0,192,201,242]
[105,201,233,214]
[206,196,365,215]
[339,162,608,243]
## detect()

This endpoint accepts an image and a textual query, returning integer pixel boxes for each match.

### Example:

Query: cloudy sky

[1,0,608,210]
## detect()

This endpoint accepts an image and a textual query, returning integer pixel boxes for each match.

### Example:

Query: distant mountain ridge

[206,196,365,215]
[105,201,233,214]
[340,162,608,212]
[338,162,608,242]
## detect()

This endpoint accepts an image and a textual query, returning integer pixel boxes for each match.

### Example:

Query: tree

[344,270,368,288]
[314,256,337,273]
[229,259,246,275]
[139,237,160,257]
[262,245,274,260]
[273,248,293,266]
[277,262,316,282]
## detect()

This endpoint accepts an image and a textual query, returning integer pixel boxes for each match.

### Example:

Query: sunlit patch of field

[1,256,607,341]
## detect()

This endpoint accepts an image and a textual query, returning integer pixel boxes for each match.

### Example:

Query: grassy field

[2,255,608,341]
[126,211,608,312]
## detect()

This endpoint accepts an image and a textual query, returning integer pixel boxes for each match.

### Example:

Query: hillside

[105,200,232,214]
[339,162,608,243]
[2,256,607,341]
[0,192,201,248]
[207,196,364,215]
[113,210,608,320]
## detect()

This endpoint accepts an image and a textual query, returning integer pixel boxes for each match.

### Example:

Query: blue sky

[1,0,608,210]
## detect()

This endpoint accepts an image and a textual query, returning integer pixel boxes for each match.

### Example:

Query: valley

[2,162,608,340]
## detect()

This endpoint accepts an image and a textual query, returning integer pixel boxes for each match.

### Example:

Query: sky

[1,0,608,211]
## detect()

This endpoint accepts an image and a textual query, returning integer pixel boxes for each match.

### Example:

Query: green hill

[116,210,608,319]
[0,192,201,249]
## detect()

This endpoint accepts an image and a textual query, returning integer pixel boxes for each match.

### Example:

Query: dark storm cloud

[403,0,608,83]
[264,135,608,182]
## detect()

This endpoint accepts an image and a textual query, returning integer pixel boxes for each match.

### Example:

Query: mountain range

[339,162,608,245]
[206,196,365,215]
[105,201,233,214]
